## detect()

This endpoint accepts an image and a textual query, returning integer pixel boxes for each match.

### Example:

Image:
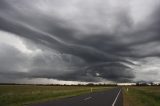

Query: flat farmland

[0,85,109,106]
[123,86,160,106]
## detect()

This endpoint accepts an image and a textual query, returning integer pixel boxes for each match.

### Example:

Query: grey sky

[0,0,160,84]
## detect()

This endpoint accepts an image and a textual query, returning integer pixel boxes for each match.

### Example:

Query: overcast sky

[0,0,160,84]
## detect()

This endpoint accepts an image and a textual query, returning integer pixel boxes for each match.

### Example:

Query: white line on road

[84,97,92,101]
[112,89,121,106]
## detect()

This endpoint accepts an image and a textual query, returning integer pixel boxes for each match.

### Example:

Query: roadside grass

[0,85,111,106]
[123,86,160,106]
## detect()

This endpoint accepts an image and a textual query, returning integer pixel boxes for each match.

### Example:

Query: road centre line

[84,96,92,101]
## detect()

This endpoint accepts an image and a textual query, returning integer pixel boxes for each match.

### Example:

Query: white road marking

[112,89,121,106]
[84,97,92,101]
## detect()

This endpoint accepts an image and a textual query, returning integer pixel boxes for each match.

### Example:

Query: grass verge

[123,86,160,106]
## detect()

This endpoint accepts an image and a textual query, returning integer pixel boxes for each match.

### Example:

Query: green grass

[123,86,160,106]
[0,85,110,106]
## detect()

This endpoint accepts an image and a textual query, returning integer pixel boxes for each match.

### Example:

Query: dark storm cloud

[56,62,134,82]
[0,16,127,63]
[0,0,160,83]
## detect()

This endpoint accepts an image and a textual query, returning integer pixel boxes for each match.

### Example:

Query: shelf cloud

[0,0,160,83]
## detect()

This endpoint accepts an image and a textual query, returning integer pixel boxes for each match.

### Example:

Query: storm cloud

[0,0,160,83]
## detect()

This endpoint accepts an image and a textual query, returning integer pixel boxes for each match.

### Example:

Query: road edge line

[112,89,121,106]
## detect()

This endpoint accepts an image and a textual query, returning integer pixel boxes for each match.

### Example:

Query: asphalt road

[30,88,123,106]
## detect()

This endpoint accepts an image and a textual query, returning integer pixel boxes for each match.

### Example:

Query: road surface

[29,88,123,106]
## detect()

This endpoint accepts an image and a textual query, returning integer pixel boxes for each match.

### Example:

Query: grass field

[123,86,160,106]
[0,85,110,106]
